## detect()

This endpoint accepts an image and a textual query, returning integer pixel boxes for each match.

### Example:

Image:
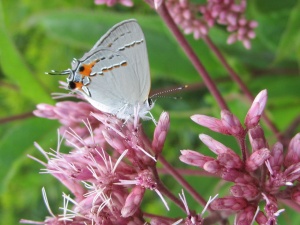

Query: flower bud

[235,205,256,225]
[221,110,244,136]
[180,150,214,167]
[121,186,145,217]
[203,160,221,174]
[152,112,170,155]
[246,148,270,172]
[245,90,267,129]
[210,197,248,211]
[249,125,267,152]
[230,184,259,200]
[268,142,284,172]
[191,115,230,135]
[284,133,300,167]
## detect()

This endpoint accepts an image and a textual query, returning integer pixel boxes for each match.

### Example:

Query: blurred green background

[0,0,299,224]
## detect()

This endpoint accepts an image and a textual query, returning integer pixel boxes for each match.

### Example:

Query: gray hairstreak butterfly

[48,19,154,123]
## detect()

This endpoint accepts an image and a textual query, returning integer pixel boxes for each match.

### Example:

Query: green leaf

[253,0,297,13]
[0,117,58,194]
[276,0,300,62]
[0,117,59,225]
[0,0,53,104]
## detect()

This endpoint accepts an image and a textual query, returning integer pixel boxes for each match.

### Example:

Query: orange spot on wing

[79,60,98,77]
[75,82,83,89]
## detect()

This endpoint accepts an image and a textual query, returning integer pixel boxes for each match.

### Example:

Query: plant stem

[0,111,33,124]
[203,36,283,142]
[156,2,229,111]
[158,155,208,208]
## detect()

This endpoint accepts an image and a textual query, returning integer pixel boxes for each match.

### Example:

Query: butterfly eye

[147,98,153,106]
[79,66,85,72]
[68,81,76,90]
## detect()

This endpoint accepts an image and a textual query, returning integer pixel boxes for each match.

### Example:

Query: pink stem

[156,2,229,111]
[203,36,282,142]
[0,111,33,124]
[158,155,208,207]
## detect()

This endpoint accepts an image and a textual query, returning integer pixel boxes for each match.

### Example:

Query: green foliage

[0,0,299,224]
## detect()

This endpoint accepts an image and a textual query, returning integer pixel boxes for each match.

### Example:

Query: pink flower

[180,90,299,224]
[152,112,170,155]
[166,0,257,48]
[121,185,145,217]
[34,101,105,147]
[268,142,284,173]
[230,184,259,200]
[28,98,172,224]
[210,196,248,211]
[246,148,270,172]
[248,125,268,152]
[245,89,268,129]
[221,110,244,136]
[191,114,231,135]
[235,205,257,225]
[166,0,208,39]
[284,133,300,167]
[180,149,214,167]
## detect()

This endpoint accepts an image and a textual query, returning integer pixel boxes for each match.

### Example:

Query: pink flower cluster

[165,0,209,39]
[34,101,106,147]
[180,90,300,224]
[24,104,171,224]
[23,88,300,224]
[165,0,257,48]
[94,0,257,48]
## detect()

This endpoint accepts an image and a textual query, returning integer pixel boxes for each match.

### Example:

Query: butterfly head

[47,58,93,97]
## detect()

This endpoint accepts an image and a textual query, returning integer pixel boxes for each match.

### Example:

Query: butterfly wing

[76,49,142,116]
[90,19,151,103]
[73,20,151,117]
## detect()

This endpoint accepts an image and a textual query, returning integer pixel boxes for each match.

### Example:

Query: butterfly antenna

[150,85,188,100]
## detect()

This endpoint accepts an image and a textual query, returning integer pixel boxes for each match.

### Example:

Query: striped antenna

[150,85,188,100]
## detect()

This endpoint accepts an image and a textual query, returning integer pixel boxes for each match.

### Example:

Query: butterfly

[48,19,154,123]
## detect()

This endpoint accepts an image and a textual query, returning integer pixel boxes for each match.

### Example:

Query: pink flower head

[95,112,156,167]
[164,0,257,48]
[166,0,208,39]
[34,101,98,125]
[183,89,297,224]
[30,99,175,224]
[34,101,104,147]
